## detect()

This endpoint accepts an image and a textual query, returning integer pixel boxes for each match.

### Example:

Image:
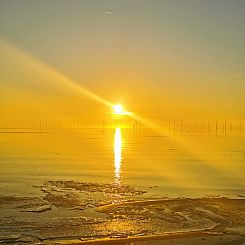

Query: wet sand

[56,233,245,245]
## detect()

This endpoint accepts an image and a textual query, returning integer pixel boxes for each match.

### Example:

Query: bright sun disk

[113,104,124,114]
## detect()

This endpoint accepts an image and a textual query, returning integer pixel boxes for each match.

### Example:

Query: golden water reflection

[114,127,122,184]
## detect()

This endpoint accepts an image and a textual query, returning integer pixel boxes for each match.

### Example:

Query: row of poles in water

[38,120,244,136]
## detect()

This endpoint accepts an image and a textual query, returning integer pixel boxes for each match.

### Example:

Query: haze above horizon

[0,0,245,124]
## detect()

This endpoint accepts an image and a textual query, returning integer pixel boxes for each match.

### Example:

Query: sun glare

[114,127,122,184]
[113,104,124,115]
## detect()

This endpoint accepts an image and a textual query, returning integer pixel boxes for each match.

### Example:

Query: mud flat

[0,181,245,244]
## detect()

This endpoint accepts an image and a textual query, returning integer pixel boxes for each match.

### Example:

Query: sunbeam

[0,40,113,108]
[0,39,242,190]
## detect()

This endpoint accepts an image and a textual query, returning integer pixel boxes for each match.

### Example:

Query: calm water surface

[1,128,244,198]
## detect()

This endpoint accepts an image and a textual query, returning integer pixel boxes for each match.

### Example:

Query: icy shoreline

[0,180,245,244]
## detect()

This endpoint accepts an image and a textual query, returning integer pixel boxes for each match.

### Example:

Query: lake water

[1,127,244,197]
[0,127,245,243]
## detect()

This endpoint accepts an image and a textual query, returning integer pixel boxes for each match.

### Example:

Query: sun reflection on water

[114,127,122,184]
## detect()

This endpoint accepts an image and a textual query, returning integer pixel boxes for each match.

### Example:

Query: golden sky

[0,0,244,124]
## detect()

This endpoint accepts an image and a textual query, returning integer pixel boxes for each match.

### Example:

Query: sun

[113,104,124,115]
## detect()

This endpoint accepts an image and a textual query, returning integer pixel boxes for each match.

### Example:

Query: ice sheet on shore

[0,180,245,244]
[40,180,147,210]
[0,195,51,213]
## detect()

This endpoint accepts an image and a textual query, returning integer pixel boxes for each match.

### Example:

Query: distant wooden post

[224,121,227,137]
[215,121,218,136]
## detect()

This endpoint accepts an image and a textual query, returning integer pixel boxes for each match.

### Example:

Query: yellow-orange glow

[113,104,124,115]
[114,127,122,184]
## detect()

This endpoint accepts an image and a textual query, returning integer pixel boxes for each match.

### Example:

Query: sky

[0,0,244,125]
